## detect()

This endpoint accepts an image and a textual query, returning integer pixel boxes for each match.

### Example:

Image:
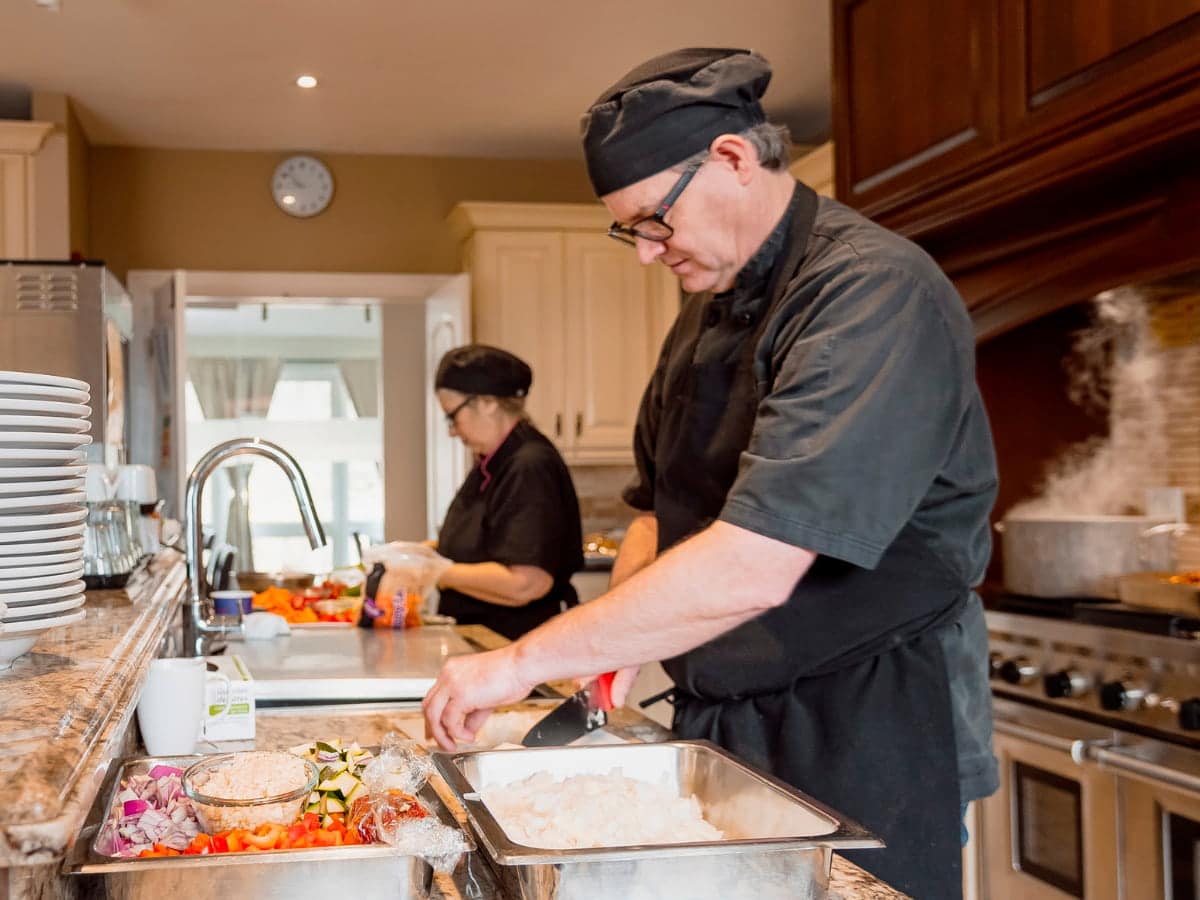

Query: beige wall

[89,146,598,280]
[67,101,90,256]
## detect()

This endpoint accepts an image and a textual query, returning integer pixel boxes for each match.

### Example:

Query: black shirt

[625,193,1000,802]
[437,420,584,640]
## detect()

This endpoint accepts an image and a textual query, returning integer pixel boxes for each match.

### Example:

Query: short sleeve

[485,452,574,571]
[719,265,967,569]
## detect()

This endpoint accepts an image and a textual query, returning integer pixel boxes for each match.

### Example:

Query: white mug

[136,658,230,755]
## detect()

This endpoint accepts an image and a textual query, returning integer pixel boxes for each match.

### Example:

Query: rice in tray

[480,768,724,849]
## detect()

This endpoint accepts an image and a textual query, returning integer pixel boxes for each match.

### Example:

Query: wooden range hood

[831,0,1200,341]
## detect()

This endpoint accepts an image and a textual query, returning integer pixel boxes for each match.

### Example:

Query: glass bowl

[183,751,318,834]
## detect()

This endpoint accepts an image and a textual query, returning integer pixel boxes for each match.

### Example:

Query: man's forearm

[513,521,815,687]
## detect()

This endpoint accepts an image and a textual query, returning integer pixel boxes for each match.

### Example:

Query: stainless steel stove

[977,600,1200,900]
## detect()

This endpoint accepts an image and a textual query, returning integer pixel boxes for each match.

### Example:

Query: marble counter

[0,552,186,867]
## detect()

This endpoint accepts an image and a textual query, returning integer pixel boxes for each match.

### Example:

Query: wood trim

[0,121,54,155]
[863,66,1200,238]
[447,202,610,241]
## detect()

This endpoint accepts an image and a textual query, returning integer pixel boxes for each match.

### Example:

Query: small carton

[202,654,255,742]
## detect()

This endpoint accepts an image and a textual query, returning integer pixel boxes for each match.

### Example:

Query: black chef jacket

[625,182,999,899]
[437,420,583,641]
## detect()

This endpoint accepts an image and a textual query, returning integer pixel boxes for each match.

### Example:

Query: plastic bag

[359,542,453,630]
[352,733,469,873]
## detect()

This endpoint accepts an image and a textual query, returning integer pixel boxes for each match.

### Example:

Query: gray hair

[675,121,793,172]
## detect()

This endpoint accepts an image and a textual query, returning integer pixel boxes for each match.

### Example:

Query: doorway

[125,269,470,573]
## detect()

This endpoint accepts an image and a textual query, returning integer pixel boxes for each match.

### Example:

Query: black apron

[656,185,965,899]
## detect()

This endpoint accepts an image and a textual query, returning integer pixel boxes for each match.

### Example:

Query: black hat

[581,48,772,196]
[435,344,532,398]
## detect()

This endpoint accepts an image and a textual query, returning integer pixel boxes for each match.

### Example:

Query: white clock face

[271,155,334,218]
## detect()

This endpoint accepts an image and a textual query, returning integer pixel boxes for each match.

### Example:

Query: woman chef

[430,345,584,640]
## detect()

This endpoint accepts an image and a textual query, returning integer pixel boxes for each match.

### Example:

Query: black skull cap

[581,48,772,196]
[435,344,532,398]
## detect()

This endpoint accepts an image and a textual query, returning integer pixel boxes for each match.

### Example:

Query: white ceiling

[0,0,831,159]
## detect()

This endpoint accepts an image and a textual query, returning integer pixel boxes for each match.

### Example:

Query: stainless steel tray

[64,753,461,900]
[434,739,883,900]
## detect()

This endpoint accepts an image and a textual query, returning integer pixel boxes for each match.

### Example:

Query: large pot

[996,514,1170,599]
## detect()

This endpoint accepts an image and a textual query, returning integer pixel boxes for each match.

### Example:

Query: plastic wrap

[354,733,468,873]
[359,543,453,629]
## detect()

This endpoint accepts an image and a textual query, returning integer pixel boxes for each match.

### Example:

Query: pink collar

[478,424,518,492]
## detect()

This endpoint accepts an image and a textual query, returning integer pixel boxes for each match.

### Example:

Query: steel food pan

[63,753,460,900]
[434,739,882,900]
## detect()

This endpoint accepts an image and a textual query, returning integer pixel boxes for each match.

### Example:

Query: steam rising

[1007,288,1169,517]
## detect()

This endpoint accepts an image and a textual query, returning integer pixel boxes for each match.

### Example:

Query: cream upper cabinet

[789,141,835,199]
[0,122,54,259]
[449,203,679,464]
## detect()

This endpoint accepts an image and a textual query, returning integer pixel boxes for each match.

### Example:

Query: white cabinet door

[469,230,567,444]
[563,233,665,462]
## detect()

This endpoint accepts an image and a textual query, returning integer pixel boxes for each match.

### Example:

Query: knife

[520,672,616,747]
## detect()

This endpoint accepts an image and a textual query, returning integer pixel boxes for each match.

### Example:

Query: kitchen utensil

[434,740,883,900]
[0,608,85,669]
[0,371,90,391]
[996,514,1171,599]
[0,414,90,433]
[64,756,455,900]
[0,476,85,495]
[521,672,616,747]
[0,398,90,417]
[183,752,314,834]
[135,658,211,755]
[1,579,86,605]
[0,490,86,511]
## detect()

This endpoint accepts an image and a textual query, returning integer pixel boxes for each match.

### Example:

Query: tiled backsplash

[570,465,637,536]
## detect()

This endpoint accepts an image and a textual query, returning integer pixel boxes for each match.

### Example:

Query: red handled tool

[520,672,616,747]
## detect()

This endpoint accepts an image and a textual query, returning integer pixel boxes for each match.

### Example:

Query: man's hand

[422,646,533,750]
[608,666,641,707]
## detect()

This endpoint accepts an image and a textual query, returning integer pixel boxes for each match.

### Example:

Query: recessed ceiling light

[282,195,297,205]
[296,75,318,89]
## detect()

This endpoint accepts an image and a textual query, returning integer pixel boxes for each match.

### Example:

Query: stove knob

[988,652,1004,680]
[1100,681,1148,711]
[1181,698,1200,731]
[1044,670,1090,699]
[999,657,1040,686]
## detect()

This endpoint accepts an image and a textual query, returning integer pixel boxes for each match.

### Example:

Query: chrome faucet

[182,438,326,656]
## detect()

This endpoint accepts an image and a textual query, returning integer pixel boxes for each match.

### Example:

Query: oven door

[982,699,1120,900]
[1093,742,1200,900]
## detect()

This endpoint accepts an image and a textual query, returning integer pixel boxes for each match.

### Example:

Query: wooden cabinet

[0,122,54,259]
[832,0,1200,236]
[448,203,679,464]
[833,0,999,209]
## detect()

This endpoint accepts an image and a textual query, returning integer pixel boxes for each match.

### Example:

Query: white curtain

[338,360,379,418]
[187,357,282,572]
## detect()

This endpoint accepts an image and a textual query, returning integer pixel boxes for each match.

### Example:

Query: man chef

[424,47,999,899]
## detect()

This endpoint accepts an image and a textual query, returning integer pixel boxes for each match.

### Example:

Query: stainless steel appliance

[0,260,132,465]
[980,603,1200,899]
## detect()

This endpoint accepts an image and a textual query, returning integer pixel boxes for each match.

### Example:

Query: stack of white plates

[0,371,92,669]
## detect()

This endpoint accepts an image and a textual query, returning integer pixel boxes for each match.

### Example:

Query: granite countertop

[236,626,908,900]
[0,551,186,866]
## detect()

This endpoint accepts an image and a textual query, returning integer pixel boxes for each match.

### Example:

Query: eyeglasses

[444,394,476,426]
[607,160,704,247]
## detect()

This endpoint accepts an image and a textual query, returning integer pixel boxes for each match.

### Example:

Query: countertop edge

[0,552,187,867]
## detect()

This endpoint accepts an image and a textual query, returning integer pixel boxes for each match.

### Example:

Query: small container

[210,590,254,616]
[183,751,318,833]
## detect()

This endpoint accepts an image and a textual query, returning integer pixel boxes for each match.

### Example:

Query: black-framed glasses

[444,394,476,426]
[607,159,704,247]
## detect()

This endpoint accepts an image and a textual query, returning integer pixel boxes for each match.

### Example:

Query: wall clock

[271,155,334,218]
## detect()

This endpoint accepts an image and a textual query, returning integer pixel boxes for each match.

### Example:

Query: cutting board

[233,625,476,702]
